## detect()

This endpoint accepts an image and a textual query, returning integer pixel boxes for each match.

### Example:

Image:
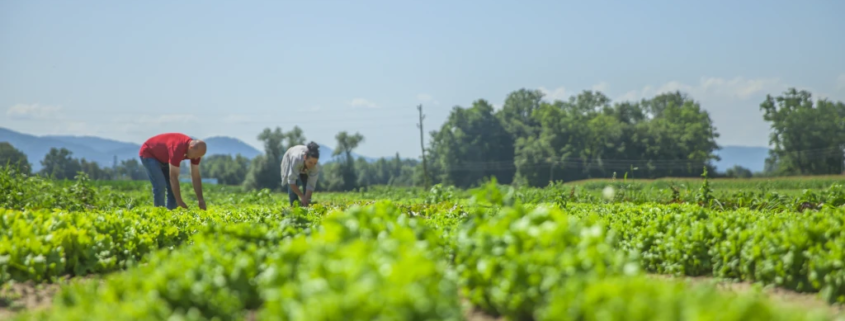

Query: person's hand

[302,197,310,207]
[177,200,188,209]
[198,199,207,210]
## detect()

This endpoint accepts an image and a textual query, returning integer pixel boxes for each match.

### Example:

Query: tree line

[0,129,420,192]
[424,87,843,188]
[1,87,842,191]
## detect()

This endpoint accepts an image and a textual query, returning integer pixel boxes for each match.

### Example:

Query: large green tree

[761,88,845,175]
[115,159,147,180]
[428,99,515,187]
[204,154,250,185]
[496,88,545,140]
[638,92,721,177]
[333,131,364,191]
[79,158,110,180]
[507,90,720,186]
[39,148,82,180]
[243,126,306,191]
[514,91,622,185]
[0,142,31,174]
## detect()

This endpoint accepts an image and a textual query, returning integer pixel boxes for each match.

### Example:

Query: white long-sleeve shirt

[280,145,320,191]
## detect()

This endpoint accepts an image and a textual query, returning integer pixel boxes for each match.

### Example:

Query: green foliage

[258,202,460,321]
[112,158,146,180]
[454,203,639,319]
[696,166,715,207]
[202,154,250,185]
[14,202,461,321]
[502,90,722,187]
[725,165,754,178]
[424,184,455,205]
[5,175,845,320]
[332,131,365,191]
[761,88,845,176]
[537,276,828,321]
[427,99,515,187]
[39,148,82,180]
[0,203,304,284]
[0,166,135,211]
[565,202,845,303]
[243,126,306,191]
[0,142,31,175]
[21,222,307,321]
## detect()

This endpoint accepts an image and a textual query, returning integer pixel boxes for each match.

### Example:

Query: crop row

[0,205,321,283]
[455,203,836,320]
[14,202,462,321]
[5,196,845,307]
[13,201,840,320]
[5,165,845,213]
[557,203,845,303]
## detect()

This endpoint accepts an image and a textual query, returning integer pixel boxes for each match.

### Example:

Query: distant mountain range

[712,146,770,173]
[1,127,770,173]
[0,127,378,171]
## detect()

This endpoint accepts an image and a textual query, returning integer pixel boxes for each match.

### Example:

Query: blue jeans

[140,157,177,209]
[288,173,308,206]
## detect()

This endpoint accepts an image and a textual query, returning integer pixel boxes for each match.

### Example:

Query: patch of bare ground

[459,293,504,321]
[648,274,845,319]
[243,310,257,321]
[0,276,98,320]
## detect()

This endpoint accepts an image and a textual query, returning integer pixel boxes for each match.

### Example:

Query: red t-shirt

[139,133,202,167]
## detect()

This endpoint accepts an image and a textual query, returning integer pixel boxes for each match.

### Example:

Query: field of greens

[2,167,845,320]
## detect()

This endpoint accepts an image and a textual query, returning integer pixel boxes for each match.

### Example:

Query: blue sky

[2,0,844,159]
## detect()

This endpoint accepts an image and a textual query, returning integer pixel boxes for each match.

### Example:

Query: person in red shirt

[138,133,207,210]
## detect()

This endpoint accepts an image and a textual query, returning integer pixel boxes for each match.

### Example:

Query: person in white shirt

[280,142,320,206]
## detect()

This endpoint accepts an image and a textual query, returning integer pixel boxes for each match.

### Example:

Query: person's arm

[303,189,313,206]
[289,183,305,200]
[169,164,188,209]
[303,167,319,206]
[284,155,305,200]
[191,163,206,210]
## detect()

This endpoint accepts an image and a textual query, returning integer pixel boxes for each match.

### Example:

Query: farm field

[2,168,845,320]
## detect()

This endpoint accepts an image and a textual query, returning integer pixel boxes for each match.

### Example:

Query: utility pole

[417,104,430,189]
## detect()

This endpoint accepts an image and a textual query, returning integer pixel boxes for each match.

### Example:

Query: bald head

[187,139,207,159]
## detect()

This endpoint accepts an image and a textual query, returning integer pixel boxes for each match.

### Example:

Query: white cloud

[591,82,609,92]
[837,74,845,91]
[416,93,440,106]
[614,77,785,102]
[349,98,378,109]
[538,86,568,102]
[539,82,609,102]
[61,121,98,136]
[6,103,63,120]
[604,76,800,148]
[138,114,199,125]
[617,89,644,102]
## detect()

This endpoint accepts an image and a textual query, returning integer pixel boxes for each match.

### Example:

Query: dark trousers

[288,173,308,206]
[140,157,177,209]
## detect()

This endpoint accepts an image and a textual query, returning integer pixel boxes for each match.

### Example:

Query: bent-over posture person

[139,133,207,210]
[281,142,320,207]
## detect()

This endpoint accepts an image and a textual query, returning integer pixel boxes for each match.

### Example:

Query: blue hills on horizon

[1,127,769,173]
[0,127,380,171]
